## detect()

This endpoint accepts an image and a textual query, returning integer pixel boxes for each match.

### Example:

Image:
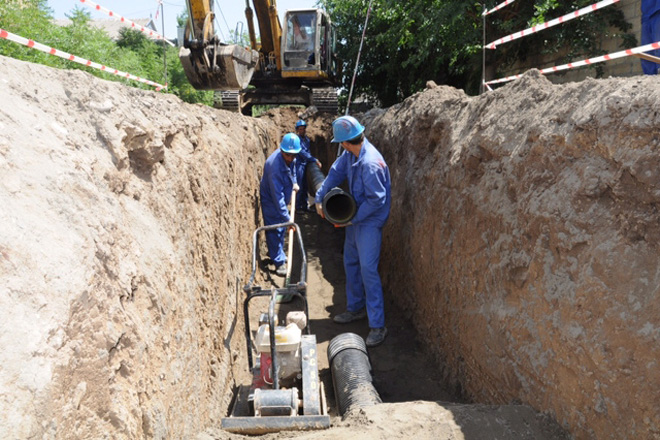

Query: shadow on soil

[290,210,462,409]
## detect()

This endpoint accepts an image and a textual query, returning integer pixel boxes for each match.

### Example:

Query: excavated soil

[2,53,658,440]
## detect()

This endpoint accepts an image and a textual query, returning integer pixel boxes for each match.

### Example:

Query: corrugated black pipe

[327,332,381,416]
[306,163,357,226]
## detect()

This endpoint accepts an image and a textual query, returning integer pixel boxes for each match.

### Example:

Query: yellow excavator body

[180,0,339,113]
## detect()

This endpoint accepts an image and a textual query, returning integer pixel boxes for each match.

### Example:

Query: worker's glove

[315,203,324,218]
[333,221,352,228]
[293,183,300,192]
[316,160,322,168]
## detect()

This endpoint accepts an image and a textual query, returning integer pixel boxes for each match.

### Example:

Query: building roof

[52,18,158,41]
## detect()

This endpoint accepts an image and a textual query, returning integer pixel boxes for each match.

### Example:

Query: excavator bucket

[179,43,258,91]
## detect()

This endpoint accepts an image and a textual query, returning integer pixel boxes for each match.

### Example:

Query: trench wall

[0,56,272,439]
[367,72,660,440]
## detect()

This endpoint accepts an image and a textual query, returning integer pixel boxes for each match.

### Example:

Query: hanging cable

[207,0,225,42]
[214,0,233,42]
[345,0,374,116]
[159,0,168,88]
[481,3,486,94]
[338,0,374,158]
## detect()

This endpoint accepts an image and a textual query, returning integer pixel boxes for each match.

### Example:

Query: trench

[6,55,658,440]
[210,109,569,440]
[222,111,459,415]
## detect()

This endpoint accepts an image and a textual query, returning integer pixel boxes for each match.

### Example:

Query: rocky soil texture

[1,53,657,440]
[369,72,660,440]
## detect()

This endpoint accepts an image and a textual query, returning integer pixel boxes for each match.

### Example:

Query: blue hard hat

[280,133,301,154]
[295,119,307,128]
[331,115,365,143]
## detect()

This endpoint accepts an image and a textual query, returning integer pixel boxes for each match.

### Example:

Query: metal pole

[481,3,486,94]
[285,188,297,284]
[345,0,374,115]
[161,1,168,88]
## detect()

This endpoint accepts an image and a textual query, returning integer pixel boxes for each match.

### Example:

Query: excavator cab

[281,10,338,83]
[179,1,258,90]
[209,4,340,114]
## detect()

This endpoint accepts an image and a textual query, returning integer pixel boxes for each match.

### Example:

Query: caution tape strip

[78,0,175,47]
[0,28,167,90]
[484,40,660,86]
[483,0,516,17]
[486,0,619,49]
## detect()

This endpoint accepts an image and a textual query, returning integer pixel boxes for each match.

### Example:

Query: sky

[47,0,319,42]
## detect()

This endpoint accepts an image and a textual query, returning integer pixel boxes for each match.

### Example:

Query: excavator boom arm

[186,0,213,40]
[244,0,282,70]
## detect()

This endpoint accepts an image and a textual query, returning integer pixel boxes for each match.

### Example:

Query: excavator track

[312,88,339,114]
[214,91,241,113]
[214,88,338,115]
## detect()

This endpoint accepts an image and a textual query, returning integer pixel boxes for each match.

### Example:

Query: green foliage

[251,105,279,117]
[321,0,635,105]
[0,0,212,105]
[487,0,635,80]
[177,9,189,28]
[322,0,483,106]
[0,0,69,68]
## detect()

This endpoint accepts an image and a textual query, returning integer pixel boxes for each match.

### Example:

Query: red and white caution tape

[483,0,515,17]
[0,28,167,90]
[484,40,660,86]
[78,0,175,47]
[486,0,619,49]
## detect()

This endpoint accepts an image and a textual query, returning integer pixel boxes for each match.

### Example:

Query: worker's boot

[365,327,388,347]
[333,308,367,324]
[275,264,287,277]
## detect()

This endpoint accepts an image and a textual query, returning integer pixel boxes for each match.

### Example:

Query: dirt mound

[368,70,660,440]
[0,54,273,439]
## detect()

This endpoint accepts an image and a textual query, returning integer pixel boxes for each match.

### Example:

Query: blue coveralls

[295,135,317,210]
[642,0,660,74]
[260,150,297,267]
[314,138,391,329]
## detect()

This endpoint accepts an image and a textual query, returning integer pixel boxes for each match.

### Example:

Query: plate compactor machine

[221,222,330,435]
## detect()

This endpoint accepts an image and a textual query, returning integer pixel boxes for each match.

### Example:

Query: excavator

[179,0,339,115]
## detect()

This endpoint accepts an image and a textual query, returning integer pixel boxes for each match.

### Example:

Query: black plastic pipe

[306,163,357,226]
[327,332,381,416]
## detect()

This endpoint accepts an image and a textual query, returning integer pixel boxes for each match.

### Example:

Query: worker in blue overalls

[314,115,391,347]
[294,119,322,212]
[260,133,301,277]
[642,0,660,74]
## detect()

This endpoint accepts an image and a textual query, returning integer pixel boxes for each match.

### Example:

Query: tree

[321,0,634,106]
